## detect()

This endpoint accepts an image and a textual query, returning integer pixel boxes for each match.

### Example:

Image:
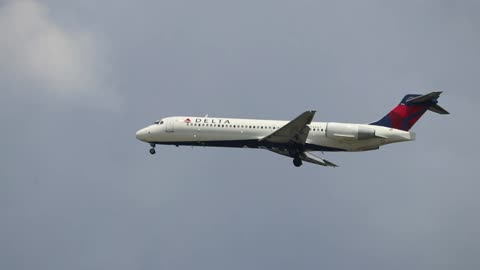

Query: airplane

[136,92,448,167]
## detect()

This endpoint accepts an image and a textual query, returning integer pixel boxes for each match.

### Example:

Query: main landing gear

[293,157,302,167]
[149,143,156,155]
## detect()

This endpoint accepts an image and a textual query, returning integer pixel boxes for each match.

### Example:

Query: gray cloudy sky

[1,0,479,269]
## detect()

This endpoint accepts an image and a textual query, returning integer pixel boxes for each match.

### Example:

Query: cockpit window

[154,120,164,125]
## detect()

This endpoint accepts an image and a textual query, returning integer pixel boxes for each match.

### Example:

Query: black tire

[293,158,302,167]
[149,148,156,155]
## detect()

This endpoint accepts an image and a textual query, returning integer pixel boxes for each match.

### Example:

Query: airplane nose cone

[135,128,149,142]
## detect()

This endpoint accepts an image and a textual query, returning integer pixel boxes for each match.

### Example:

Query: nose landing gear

[149,143,156,155]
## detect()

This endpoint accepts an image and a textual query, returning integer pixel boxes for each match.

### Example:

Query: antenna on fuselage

[204,114,208,118]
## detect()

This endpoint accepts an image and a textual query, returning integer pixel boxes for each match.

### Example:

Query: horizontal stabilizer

[405,91,449,114]
[428,104,449,114]
[406,91,443,104]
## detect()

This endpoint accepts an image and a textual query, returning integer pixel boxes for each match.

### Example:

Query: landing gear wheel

[293,157,302,167]
[149,143,156,155]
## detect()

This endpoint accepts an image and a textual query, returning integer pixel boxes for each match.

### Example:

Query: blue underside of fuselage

[151,140,346,152]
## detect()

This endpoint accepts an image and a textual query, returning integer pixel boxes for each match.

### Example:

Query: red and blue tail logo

[370,92,449,131]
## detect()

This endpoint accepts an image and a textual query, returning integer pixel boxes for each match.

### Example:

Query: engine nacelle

[326,123,377,140]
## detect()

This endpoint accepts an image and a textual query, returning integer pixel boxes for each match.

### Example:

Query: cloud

[0,0,121,110]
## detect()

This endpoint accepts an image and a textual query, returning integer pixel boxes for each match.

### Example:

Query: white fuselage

[136,116,415,152]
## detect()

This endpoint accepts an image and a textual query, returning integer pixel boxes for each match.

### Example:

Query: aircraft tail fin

[370,91,449,131]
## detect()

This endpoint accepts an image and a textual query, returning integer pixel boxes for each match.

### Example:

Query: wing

[261,110,316,144]
[266,148,339,167]
[299,152,338,167]
[261,111,338,167]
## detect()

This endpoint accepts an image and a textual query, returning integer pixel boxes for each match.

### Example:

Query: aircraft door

[166,119,174,132]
